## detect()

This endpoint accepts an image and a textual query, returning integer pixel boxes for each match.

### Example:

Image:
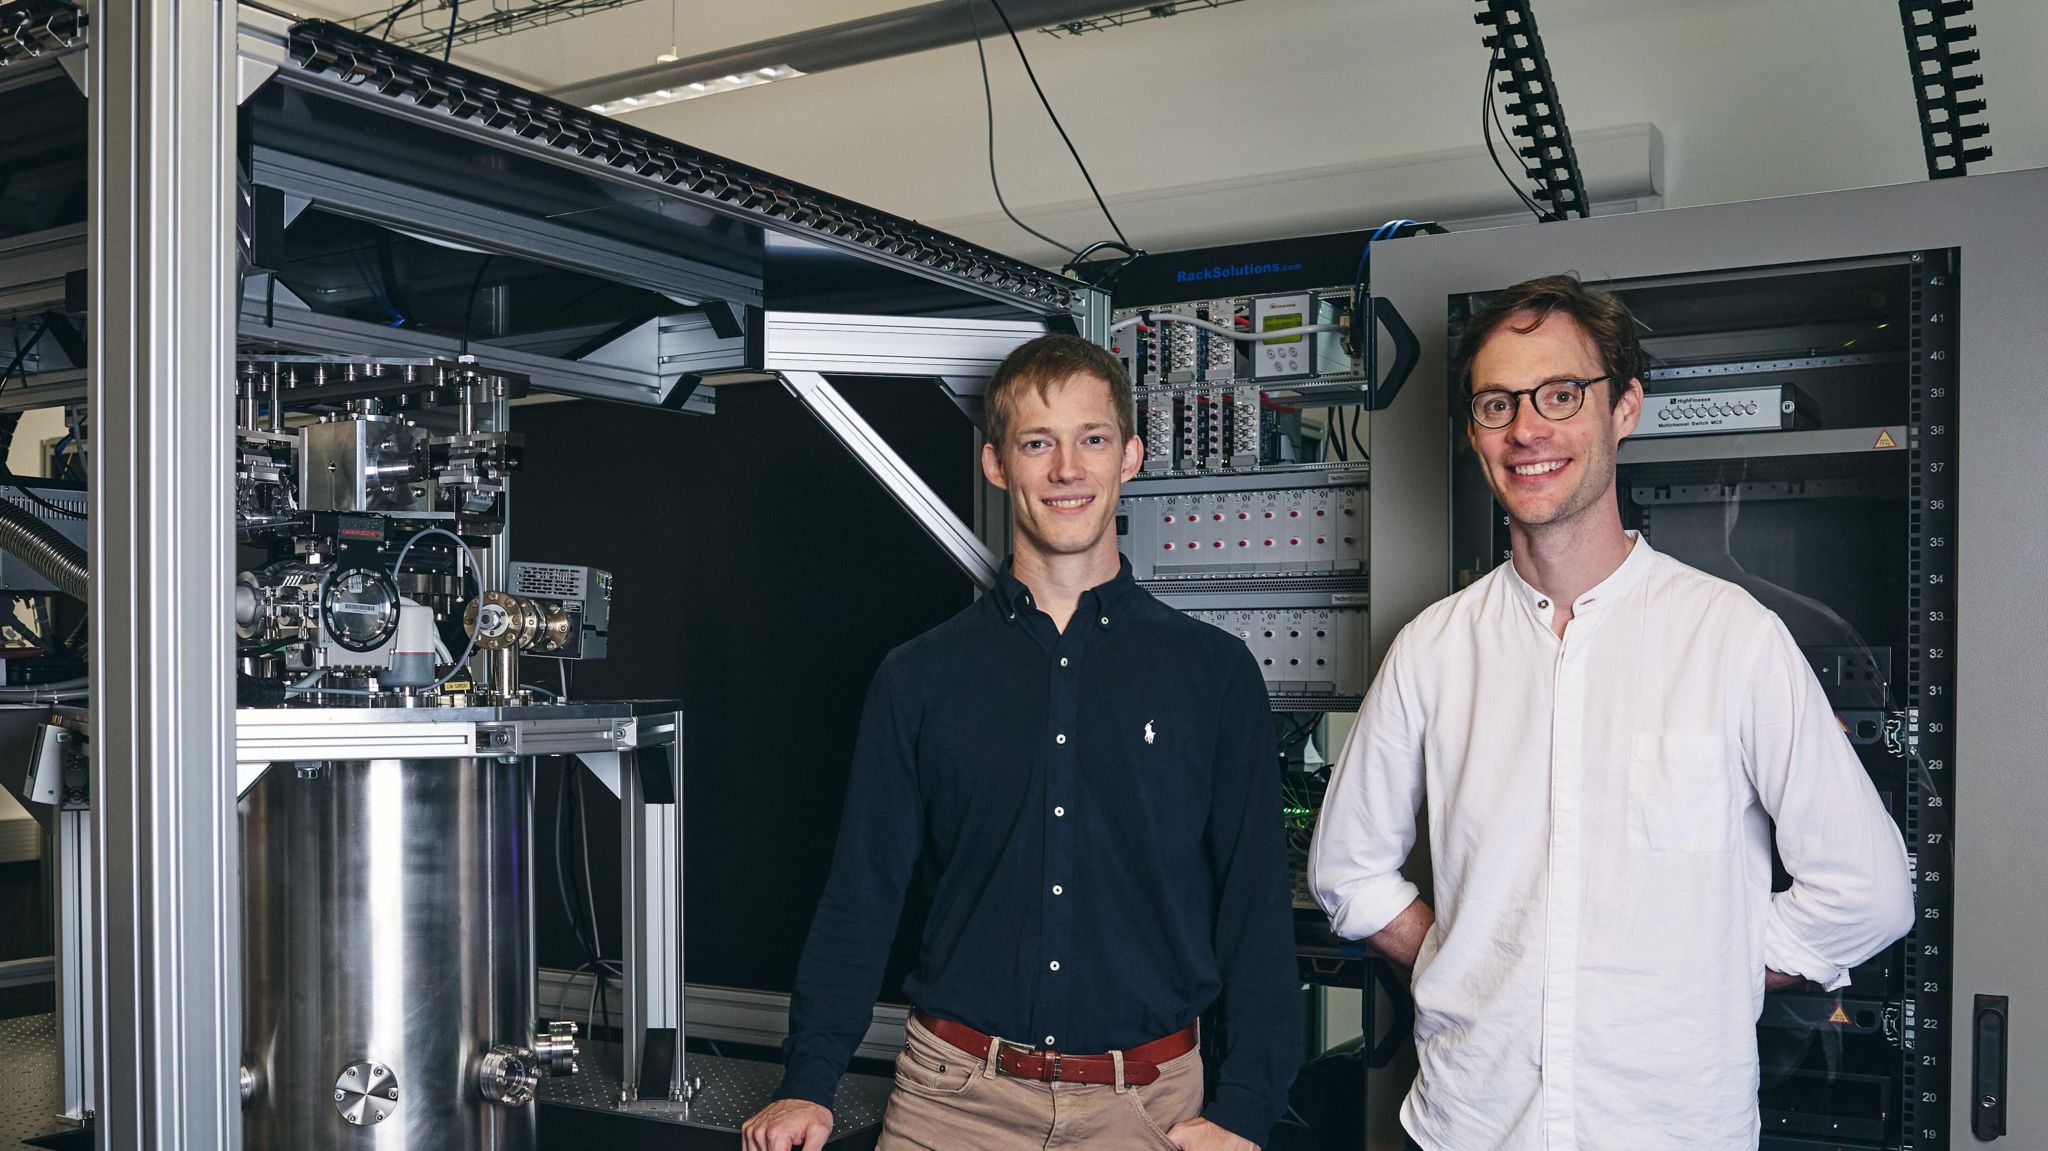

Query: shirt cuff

[1324,875,1422,942]
[1764,901,1852,992]
[770,1067,839,1111]
[1204,1086,1282,1149]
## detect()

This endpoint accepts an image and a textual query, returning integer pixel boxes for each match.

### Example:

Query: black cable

[1349,404,1363,463]
[554,762,599,963]
[1059,238,1148,293]
[964,0,1078,257]
[460,254,496,355]
[1488,55,1553,212]
[984,0,1131,249]
[442,0,460,61]
[0,318,48,392]
[376,234,414,329]
[1060,239,1139,272]
[371,0,423,39]
[569,765,614,1034]
[1482,48,1551,223]
[344,242,406,327]
[0,320,84,520]
[0,472,79,520]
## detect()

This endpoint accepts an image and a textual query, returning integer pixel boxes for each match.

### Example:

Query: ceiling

[278,0,2048,265]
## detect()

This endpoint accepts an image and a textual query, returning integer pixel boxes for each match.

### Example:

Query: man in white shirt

[1307,274,1915,1151]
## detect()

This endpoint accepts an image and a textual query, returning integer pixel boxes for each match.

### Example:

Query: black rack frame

[1446,249,1963,1150]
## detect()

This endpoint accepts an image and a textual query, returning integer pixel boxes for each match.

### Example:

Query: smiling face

[981,371,1143,567]
[1467,310,1642,535]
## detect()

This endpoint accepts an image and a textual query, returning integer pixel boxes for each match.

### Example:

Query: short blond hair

[984,334,1135,450]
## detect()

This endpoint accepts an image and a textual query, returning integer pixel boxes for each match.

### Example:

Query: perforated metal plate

[0,1014,76,1145]
[537,1042,889,1142]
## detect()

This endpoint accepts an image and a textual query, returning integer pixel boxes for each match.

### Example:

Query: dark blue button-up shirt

[775,557,1300,1143]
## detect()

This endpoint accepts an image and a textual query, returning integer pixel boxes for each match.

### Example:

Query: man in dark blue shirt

[741,334,1300,1151]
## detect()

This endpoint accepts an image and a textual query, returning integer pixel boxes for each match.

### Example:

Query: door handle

[1973,993,2008,1140]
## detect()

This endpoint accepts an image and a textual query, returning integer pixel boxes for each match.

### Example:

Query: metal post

[88,0,242,1144]
[616,718,685,1103]
[780,370,1000,592]
[57,807,95,1123]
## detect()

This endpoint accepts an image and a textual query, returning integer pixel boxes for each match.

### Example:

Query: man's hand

[741,1099,833,1151]
[1764,968,1804,992]
[1164,1116,1259,1150]
[1366,898,1436,969]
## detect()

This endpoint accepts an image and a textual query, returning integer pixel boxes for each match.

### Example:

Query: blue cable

[1356,218,1420,286]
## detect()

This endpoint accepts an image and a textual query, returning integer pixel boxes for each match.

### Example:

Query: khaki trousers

[876,1016,1205,1151]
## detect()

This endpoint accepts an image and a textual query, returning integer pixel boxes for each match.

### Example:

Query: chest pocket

[1627,733,1736,853]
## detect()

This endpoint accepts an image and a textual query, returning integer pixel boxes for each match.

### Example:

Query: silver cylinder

[241,757,536,1151]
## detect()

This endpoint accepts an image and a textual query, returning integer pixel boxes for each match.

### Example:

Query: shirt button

[1055,733,1067,745]
[1052,885,1064,895]
[1053,806,1065,817]
[1045,1035,1056,1046]
[1537,599,1550,609]
[1059,657,1069,667]
[1099,616,1109,626]
[1049,961,1060,972]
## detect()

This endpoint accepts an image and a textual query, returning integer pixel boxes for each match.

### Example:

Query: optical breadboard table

[538,1042,890,1150]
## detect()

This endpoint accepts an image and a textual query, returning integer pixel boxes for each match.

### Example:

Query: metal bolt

[334,1090,345,1101]
[345,1068,357,1078]
[387,1088,399,1099]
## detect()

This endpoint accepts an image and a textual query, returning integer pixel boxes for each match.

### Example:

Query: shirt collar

[994,554,1137,629]
[1501,530,1654,617]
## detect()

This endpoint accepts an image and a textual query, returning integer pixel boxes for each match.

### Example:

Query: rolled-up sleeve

[1742,616,1916,990]
[1309,627,1426,941]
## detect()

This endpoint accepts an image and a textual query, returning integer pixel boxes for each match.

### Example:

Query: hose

[0,495,87,601]
[0,675,88,702]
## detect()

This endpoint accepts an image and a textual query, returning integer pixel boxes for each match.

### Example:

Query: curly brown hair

[1451,274,1645,410]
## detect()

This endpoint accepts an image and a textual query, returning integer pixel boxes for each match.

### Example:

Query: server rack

[1090,229,1429,1150]
[1363,170,2048,1151]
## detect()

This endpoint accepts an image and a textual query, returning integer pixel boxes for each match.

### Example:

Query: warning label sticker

[1827,1005,1852,1025]
[1873,429,1898,450]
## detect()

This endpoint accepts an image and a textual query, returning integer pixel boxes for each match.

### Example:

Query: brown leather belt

[911,1010,1196,1087]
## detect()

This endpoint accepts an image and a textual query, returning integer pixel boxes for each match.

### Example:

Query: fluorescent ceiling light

[587,64,806,116]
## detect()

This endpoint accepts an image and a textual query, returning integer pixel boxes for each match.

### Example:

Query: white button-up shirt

[1308,534,1914,1151]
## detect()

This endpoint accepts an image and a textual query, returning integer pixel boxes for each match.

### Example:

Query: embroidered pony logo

[1144,720,1156,745]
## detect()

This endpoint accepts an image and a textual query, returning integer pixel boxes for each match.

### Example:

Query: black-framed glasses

[1468,375,1612,429]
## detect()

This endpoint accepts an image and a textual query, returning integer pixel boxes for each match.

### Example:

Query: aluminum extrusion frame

[87,0,243,1144]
